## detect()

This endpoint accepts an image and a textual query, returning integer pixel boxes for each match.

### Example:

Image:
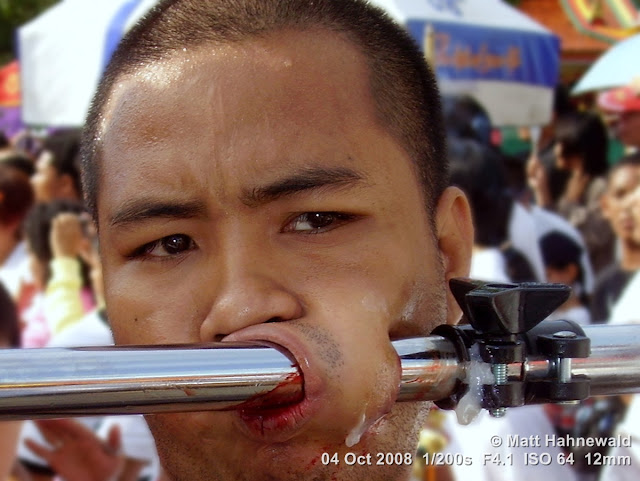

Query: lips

[223,325,326,442]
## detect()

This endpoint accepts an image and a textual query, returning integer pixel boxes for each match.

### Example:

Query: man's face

[97,30,471,481]
[602,165,640,243]
[31,151,60,203]
[612,111,640,148]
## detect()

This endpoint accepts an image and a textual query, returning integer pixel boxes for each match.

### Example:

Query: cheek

[307,243,439,332]
[103,265,205,345]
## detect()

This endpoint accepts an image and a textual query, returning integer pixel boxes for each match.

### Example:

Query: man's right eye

[130,234,196,259]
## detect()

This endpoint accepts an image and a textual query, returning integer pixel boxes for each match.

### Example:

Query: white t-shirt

[470,248,510,284]
[509,202,546,282]
[609,271,640,325]
[0,241,32,299]
[445,406,578,481]
[545,305,591,326]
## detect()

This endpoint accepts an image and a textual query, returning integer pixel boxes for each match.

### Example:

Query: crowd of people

[0,0,639,480]
[423,85,640,481]
[0,129,162,481]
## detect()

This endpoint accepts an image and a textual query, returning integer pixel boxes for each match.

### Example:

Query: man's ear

[434,186,474,325]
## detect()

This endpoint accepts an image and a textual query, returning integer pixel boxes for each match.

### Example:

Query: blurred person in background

[17,200,97,481]
[20,200,95,348]
[608,178,640,325]
[439,137,577,481]
[9,130,43,164]
[448,137,536,283]
[442,95,493,147]
[0,151,35,179]
[598,83,640,151]
[31,130,83,204]
[512,85,577,208]
[540,230,591,326]
[25,416,161,481]
[528,111,614,275]
[444,96,546,282]
[591,152,640,323]
[24,419,124,481]
[0,162,35,301]
[598,164,640,481]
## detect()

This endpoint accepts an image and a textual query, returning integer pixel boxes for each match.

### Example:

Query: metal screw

[490,363,507,418]
[554,331,577,403]
[558,357,572,383]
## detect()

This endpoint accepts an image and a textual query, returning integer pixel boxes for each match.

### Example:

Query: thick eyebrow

[108,199,208,229]
[242,166,367,206]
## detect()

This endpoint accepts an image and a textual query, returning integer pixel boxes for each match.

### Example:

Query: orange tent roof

[519,0,610,55]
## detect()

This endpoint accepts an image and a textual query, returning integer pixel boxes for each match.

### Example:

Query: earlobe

[434,186,474,325]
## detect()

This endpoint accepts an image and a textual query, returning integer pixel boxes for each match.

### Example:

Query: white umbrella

[572,33,640,95]
[368,0,560,127]
[18,0,158,127]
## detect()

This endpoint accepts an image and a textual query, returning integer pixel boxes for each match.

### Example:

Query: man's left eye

[284,212,355,233]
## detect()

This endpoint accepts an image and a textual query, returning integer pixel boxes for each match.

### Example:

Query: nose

[198,246,304,342]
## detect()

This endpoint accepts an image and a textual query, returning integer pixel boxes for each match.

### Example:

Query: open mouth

[236,392,318,441]
[223,328,325,442]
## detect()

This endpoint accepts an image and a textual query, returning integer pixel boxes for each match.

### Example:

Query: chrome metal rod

[0,342,302,419]
[574,324,640,395]
[519,325,640,396]
[0,336,460,420]
[394,336,462,402]
[0,325,639,420]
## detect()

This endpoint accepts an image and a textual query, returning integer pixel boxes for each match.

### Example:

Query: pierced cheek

[342,341,401,448]
[302,318,402,447]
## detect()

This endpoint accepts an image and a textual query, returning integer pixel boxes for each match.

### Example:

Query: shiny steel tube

[569,324,640,395]
[519,325,640,395]
[0,342,303,420]
[1,325,639,420]
[394,336,462,402]
[0,337,460,420]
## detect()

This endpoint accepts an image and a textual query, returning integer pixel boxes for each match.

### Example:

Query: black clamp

[433,278,591,416]
[527,324,591,402]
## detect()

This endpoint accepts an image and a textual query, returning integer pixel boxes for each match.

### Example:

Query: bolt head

[553,330,577,339]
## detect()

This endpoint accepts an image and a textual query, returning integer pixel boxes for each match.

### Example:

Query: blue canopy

[369,0,561,126]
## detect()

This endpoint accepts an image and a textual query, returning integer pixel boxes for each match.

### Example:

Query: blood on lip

[233,371,309,437]
[239,399,309,436]
[235,372,304,410]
